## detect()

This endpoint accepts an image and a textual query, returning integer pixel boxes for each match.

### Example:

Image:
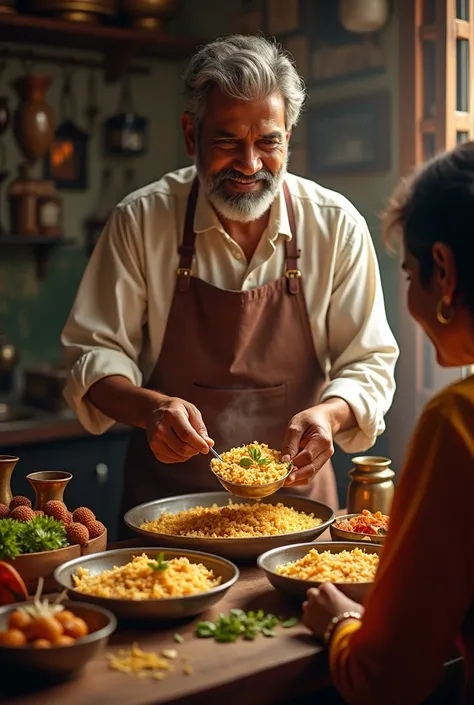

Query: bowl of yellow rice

[210,442,292,499]
[257,541,382,603]
[53,547,239,621]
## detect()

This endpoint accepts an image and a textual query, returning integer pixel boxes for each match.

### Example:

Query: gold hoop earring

[436,297,454,325]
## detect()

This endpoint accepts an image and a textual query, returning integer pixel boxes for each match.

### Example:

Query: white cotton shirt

[61,166,399,453]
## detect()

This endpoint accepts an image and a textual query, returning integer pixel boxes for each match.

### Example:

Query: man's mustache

[212,168,274,187]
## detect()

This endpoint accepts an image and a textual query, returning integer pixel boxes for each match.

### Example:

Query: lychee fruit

[66,522,89,545]
[10,506,35,522]
[9,496,32,510]
[86,520,106,539]
[0,503,10,519]
[44,500,69,523]
[34,510,44,517]
[72,507,95,525]
[63,511,73,526]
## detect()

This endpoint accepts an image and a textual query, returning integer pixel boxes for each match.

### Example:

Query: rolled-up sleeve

[320,218,399,452]
[61,204,147,434]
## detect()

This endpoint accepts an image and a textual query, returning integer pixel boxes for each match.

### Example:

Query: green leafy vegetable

[148,552,169,572]
[195,609,298,643]
[239,446,272,469]
[19,516,68,554]
[173,633,184,643]
[0,518,22,560]
[282,617,298,628]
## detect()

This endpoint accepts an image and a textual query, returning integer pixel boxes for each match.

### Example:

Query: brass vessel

[346,455,394,515]
[120,0,179,30]
[0,455,19,506]
[27,470,72,510]
[26,0,116,23]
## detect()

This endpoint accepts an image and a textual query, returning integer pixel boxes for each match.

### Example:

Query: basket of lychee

[0,497,107,592]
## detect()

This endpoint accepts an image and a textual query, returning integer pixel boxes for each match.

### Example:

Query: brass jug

[0,455,19,506]
[347,455,394,515]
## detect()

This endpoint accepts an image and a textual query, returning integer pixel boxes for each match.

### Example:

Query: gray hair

[183,34,306,129]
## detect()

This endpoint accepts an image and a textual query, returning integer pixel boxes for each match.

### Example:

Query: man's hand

[147,396,214,464]
[281,406,334,485]
[281,398,356,485]
[302,583,363,640]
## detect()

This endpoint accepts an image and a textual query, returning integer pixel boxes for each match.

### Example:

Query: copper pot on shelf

[26,0,116,24]
[13,74,55,162]
[0,1,17,14]
[120,0,180,30]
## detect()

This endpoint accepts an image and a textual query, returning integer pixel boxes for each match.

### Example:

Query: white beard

[196,152,289,223]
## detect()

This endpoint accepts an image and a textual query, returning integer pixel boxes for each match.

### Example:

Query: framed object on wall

[307,92,391,175]
[283,34,310,80]
[307,2,386,86]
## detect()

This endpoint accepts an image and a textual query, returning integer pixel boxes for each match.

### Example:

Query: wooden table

[1,532,336,705]
[1,526,464,705]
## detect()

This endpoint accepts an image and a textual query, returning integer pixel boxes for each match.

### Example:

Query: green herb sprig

[19,516,68,554]
[239,446,272,469]
[0,518,22,560]
[0,516,67,559]
[195,609,298,643]
[148,552,169,572]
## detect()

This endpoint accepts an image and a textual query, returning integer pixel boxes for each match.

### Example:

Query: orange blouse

[329,376,474,705]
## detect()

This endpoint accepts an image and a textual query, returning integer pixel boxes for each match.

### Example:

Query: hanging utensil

[84,68,99,135]
[104,74,148,157]
[44,66,89,189]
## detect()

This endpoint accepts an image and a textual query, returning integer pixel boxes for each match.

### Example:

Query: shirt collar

[193,180,293,241]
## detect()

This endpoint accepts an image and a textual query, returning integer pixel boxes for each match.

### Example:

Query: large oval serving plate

[124,492,335,561]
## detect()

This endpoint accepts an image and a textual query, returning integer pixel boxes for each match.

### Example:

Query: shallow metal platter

[257,540,383,603]
[54,546,239,622]
[124,492,335,561]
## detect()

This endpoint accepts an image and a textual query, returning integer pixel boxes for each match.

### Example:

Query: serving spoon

[209,446,225,463]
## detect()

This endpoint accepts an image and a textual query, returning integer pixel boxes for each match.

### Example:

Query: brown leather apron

[121,179,339,520]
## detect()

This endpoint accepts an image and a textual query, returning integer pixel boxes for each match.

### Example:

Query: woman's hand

[302,583,363,639]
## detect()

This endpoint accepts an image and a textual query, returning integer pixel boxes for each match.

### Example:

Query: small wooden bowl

[5,530,107,593]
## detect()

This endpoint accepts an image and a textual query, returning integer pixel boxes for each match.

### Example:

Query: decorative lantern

[44,69,88,189]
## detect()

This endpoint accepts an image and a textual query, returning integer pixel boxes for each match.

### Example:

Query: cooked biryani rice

[210,441,290,486]
[276,547,379,583]
[140,502,322,539]
[72,553,221,600]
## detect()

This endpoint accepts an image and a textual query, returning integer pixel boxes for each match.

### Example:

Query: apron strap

[177,178,301,295]
[282,182,301,295]
[177,177,199,293]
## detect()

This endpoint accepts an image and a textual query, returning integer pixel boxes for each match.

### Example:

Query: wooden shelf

[0,235,73,280]
[0,13,199,81]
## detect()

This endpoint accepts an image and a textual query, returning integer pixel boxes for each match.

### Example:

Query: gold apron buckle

[285,269,301,278]
[176,267,192,277]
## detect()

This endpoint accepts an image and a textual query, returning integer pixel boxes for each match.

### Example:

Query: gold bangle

[324,611,362,646]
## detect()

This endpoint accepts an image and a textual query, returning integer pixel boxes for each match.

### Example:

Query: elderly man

[62,35,398,515]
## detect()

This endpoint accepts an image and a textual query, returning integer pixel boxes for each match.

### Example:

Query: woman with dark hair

[302,141,474,705]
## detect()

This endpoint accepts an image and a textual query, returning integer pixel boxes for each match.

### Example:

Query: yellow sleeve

[329,390,474,705]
